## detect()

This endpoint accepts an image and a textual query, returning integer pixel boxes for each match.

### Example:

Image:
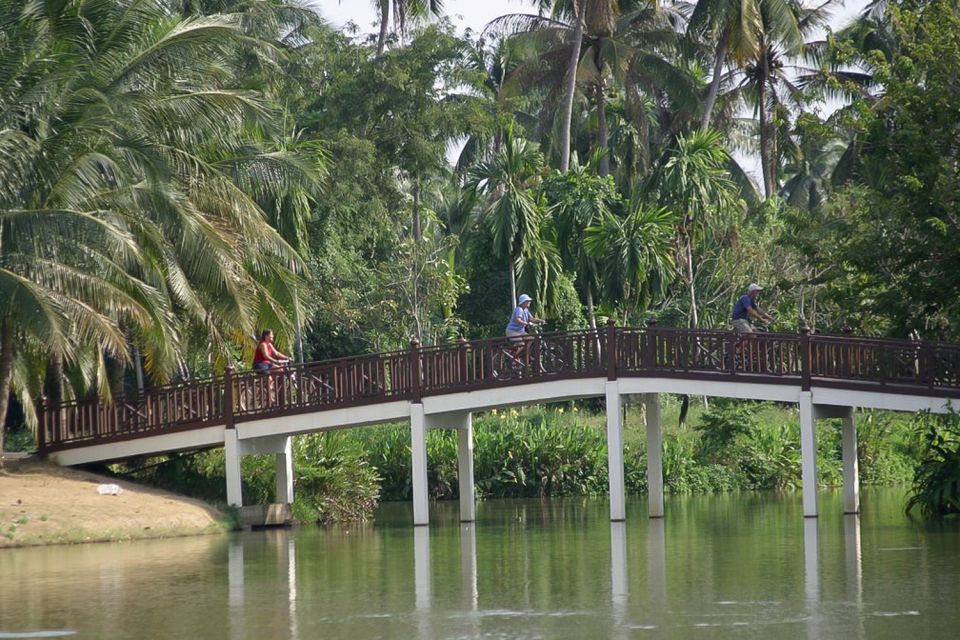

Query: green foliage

[117,432,380,524]
[696,399,759,461]
[906,410,960,519]
[798,0,960,337]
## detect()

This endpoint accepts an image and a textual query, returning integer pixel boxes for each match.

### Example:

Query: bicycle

[733,322,784,374]
[492,325,566,380]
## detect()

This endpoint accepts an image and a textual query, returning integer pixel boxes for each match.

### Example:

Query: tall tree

[644,130,742,329]
[467,126,546,308]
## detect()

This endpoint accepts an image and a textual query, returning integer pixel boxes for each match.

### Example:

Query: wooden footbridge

[39,322,960,524]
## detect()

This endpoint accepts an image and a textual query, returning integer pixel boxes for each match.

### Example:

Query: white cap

[747,283,763,292]
[518,294,532,304]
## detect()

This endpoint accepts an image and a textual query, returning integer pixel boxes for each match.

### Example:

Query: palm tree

[372,0,446,55]
[689,0,802,132]
[0,0,317,450]
[489,1,691,178]
[584,202,676,325]
[547,160,620,330]
[467,126,546,307]
[644,129,742,329]
[730,0,841,198]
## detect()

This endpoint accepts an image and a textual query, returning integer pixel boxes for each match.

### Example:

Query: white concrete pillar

[457,416,476,522]
[224,428,243,507]
[842,412,860,514]
[411,403,429,526]
[605,381,626,521]
[645,393,664,518]
[275,436,294,505]
[798,392,818,517]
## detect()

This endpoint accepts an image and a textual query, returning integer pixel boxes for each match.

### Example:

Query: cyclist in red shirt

[253,329,291,372]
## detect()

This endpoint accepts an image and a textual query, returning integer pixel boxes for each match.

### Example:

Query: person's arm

[266,344,290,364]
[747,306,773,323]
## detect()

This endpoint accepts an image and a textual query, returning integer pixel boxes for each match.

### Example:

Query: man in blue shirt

[732,283,774,333]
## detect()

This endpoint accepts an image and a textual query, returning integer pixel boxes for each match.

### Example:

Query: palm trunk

[700,31,728,131]
[133,348,145,394]
[585,286,598,331]
[0,319,15,462]
[596,79,610,177]
[685,235,699,330]
[758,47,776,199]
[586,286,602,362]
[559,0,585,172]
[509,262,517,310]
[376,0,390,56]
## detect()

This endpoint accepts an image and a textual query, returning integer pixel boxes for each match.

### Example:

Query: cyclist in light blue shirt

[505,293,543,338]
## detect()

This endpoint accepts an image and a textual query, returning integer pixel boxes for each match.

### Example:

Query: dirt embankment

[0,457,228,548]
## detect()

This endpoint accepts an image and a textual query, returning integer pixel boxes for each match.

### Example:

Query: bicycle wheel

[492,349,522,380]
[539,341,566,374]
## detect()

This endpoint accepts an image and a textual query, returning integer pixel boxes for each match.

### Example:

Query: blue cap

[518,294,532,305]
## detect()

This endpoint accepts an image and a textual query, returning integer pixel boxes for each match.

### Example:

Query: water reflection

[610,522,628,639]
[3,490,959,640]
[844,514,864,640]
[646,517,667,631]
[803,518,820,639]
[227,541,245,640]
[414,526,431,638]
[460,523,478,611]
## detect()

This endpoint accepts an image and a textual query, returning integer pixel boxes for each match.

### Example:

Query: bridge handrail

[38,325,960,452]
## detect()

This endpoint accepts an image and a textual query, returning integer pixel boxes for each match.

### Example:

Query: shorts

[732,318,754,334]
[253,362,272,373]
[505,328,526,343]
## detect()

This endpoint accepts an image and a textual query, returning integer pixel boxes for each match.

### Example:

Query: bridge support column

[813,404,859,515]
[645,393,664,518]
[606,381,626,521]
[275,436,294,505]
[457,415,476,523]
[224,428,243,507]
[799,392,818,517]
[411,403,429,526]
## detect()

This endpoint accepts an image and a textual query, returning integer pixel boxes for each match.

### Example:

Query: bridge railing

[617,324,803,379]
[39,374,226,451]
[37,326,960,452]
[418,327,609,395]
[807,335,960,391]
[231,348,416,421]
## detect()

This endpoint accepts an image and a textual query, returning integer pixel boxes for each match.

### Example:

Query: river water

[2,488,958,639]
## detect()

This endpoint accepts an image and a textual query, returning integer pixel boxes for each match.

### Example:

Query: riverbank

[0,457,228,548]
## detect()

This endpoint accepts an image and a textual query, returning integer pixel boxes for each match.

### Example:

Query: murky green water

[2,488,959,639]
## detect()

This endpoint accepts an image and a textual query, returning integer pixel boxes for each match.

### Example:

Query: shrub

[906,411,960,519]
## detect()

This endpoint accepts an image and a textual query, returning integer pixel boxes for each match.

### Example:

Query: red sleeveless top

[253,340,275,365]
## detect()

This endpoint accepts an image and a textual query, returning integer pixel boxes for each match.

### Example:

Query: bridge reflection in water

[219,507,865,638]
[39,323,960,523]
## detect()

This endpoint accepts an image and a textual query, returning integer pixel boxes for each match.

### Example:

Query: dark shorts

[253,362,271,373]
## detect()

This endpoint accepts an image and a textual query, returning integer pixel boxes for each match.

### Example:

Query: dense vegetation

[3,0,959,517]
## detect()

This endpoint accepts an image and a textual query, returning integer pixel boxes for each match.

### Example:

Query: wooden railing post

[457,336,469,385]
[645,318,658,372]
[410,338,422,402]
[800,324,812,391]
[606,318,618,380]
[224,365,235,429]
